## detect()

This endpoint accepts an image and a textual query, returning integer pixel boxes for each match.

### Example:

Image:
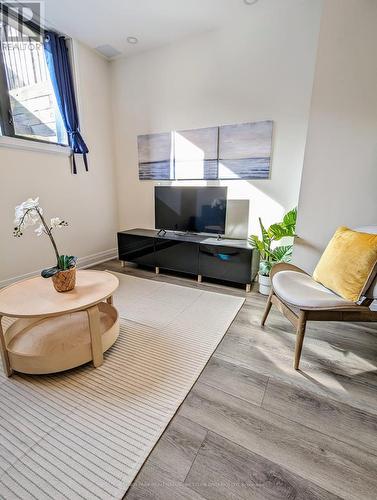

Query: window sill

[0,136,71,156]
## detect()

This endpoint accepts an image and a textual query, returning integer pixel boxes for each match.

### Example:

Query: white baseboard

[77,248,118,269]
[0,248,118,289]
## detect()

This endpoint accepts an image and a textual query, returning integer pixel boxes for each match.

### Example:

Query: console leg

[121,261,125,268]
[246,284,251,293]
[198,274,202,283]
[155,267,160,275]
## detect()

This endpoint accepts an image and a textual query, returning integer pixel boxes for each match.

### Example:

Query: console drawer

[117,233,155,267]
[155,239,199,275]
[199,244,252,284]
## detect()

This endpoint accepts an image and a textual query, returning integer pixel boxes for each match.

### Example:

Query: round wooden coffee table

[0,270,119,377]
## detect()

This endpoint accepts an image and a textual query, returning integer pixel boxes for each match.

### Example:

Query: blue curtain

[44,31,89,174]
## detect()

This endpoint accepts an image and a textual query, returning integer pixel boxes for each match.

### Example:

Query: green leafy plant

[41,256,77,278]
[249,208,297,276]
[13,197,76,278]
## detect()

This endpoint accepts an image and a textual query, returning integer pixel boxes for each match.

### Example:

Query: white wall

[110,0,322,238]
[294,0,377,273]
[0,42,118,285]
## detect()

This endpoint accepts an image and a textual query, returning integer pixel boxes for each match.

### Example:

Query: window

[0,10,68,145]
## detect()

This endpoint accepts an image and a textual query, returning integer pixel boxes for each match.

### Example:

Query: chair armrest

[270,263,308,281]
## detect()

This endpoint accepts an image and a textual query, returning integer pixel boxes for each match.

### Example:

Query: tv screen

[155,186,227,234]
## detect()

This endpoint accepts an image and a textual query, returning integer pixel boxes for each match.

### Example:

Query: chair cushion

[272,271,355,309]
[313,226,377,302]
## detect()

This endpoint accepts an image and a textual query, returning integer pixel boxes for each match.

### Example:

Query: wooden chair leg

[294,311,307,370]
[261,291,274,326]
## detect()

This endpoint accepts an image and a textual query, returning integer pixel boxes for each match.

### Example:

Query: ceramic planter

[259,273,271,296]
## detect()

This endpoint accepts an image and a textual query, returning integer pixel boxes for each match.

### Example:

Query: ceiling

[41,0,261,59]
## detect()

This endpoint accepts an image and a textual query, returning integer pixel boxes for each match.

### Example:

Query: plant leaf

[268,208,297,241]
[271,245,293,263]
[259,218,270,246]
[68,256,77,267]
[259,260,272,276]
[268,223,289,241]
[58,254,77,270]
[283,207,297,229]
[41,266,60,278]
[248,235,264,254]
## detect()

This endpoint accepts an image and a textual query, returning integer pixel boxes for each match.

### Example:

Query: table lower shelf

[4,302,119,375]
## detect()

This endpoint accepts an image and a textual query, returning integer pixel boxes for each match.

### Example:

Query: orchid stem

[36,208,61,266]
[18,208,61,266]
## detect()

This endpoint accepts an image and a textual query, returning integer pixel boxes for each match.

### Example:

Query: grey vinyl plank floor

[148,415,207,482]
[93,261,377,500]
[185,432,341,500]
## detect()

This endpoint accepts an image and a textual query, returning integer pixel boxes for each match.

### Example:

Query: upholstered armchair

[261,226,377,370]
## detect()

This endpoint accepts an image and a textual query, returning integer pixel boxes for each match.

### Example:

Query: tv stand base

[117,228,258,292]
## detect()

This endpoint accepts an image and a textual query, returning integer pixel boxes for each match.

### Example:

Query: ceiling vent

[95,45,122,59]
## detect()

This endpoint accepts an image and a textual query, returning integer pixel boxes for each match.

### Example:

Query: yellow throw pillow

[313,226,377,302]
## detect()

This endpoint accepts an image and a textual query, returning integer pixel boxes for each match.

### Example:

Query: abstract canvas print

[174,126,218,180]
[138,120,273,180]
[218,120,273,179]
[138,132,174,180]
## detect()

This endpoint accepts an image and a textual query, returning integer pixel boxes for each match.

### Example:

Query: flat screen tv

[155,186,227,235]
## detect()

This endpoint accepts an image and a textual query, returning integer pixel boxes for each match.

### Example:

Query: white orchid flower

[35,224,45,237]
[50,217,63,229]
[21,197,39,209]
[13,198,71,269]
[15,198,40,215]
[14,197,42,228]
[14,211,38,228]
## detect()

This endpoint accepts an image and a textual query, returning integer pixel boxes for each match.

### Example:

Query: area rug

[0,273,244,499]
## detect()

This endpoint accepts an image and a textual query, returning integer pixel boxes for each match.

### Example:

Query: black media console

[117,228,259,291]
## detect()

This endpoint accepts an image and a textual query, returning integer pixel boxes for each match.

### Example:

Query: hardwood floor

[93,261,377,500]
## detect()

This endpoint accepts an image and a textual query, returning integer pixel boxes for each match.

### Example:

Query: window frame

[0,7,70,149]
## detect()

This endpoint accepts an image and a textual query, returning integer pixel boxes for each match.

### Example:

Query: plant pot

[52,267,76,293]
[259,273,271,296]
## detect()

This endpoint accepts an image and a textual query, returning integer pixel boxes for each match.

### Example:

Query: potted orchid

[13,198,77,292]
